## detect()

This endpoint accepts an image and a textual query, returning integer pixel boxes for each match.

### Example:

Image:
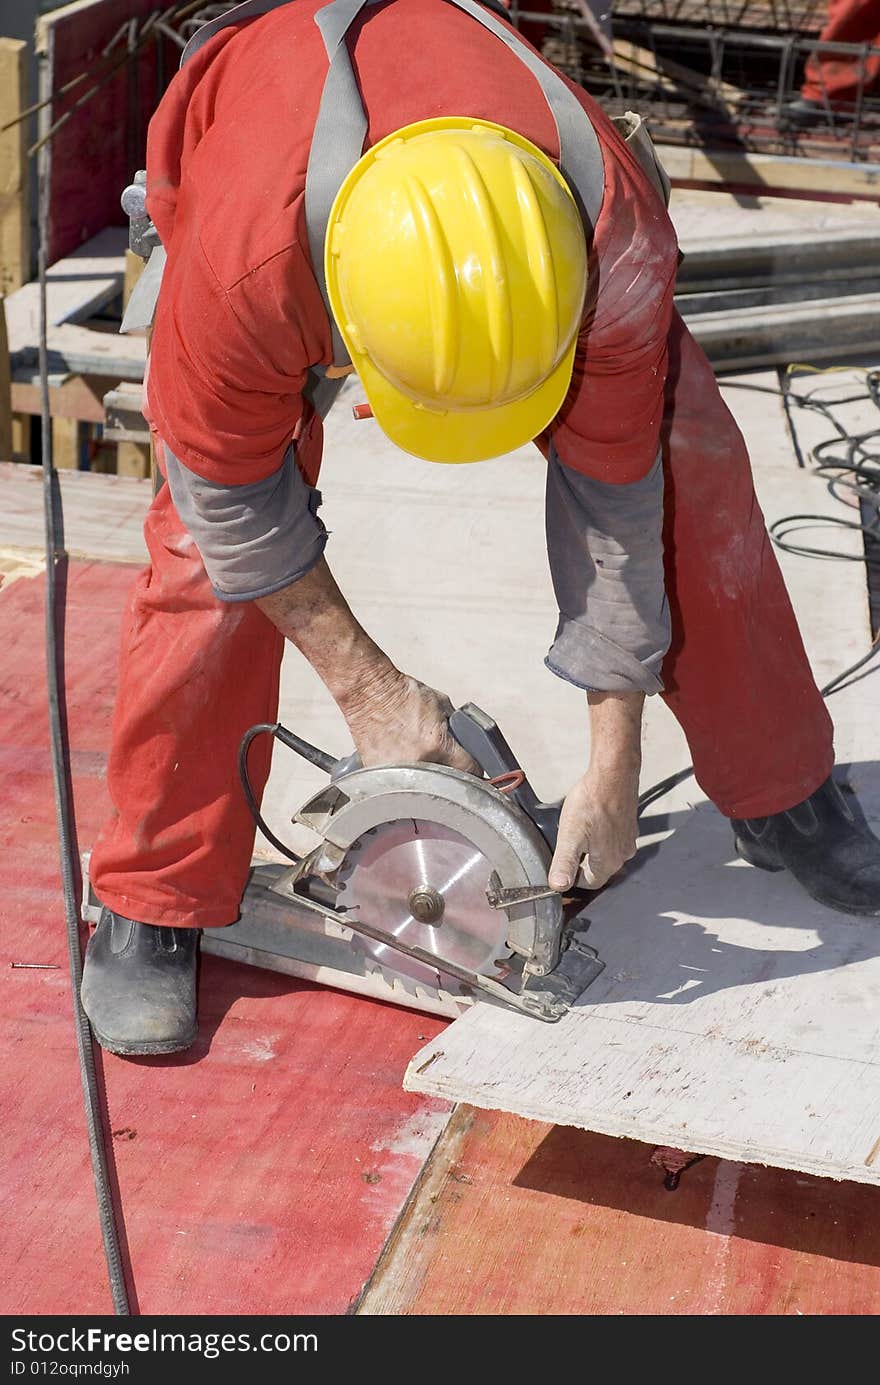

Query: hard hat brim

[356,334,579,463]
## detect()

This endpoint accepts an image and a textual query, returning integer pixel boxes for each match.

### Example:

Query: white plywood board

[404,739,880,1186]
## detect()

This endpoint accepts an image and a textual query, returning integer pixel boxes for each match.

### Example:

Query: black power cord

[237,723,337,864]
[637,366,880,814]
[37,143,130,1311]
[768,366,880,564]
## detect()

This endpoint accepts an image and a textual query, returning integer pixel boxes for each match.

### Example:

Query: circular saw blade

[335,819,512,990]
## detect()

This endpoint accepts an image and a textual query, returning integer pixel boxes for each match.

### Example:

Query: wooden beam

[11,414,31,462]
[10,322,145,381]
[116,440,151,479]
[51,417,81,470]
[124,247,144,308]
[660,143,880,199]
[11,374,115,423]
[103,381,149,442]
[0,296,12,460]
[0,38,30,296]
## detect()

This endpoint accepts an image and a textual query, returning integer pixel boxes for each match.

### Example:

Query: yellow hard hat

[325,117,588,463]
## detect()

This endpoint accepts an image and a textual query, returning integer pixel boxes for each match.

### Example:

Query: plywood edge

[355,1106,474,1315]
[35,0,107,53]
[404,1053,880,1189]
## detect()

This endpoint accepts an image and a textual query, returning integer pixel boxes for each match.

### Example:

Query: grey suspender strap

[437,0,606,230]
[306,0,373,368]
[305,0,607,369]
[180,0,294,64]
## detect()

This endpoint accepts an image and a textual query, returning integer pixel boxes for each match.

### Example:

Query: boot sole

[735,838,880,915]
[734,836,785,872]
[89,1024,198,1057]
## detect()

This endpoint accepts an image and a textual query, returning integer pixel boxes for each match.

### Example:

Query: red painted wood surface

[44,0,169,263]
[0,562,449,1315]
[361,1109,880,1315]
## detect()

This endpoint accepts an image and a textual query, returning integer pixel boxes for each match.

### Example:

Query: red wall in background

[42,0,177,263]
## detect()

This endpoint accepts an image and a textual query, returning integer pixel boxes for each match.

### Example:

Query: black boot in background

[732,776,880,917]
[81,909,199,1056]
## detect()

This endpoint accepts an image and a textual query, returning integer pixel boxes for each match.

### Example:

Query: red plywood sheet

[0,561,449,1315]
[361,1108,880,1315]
[42,0,171,263]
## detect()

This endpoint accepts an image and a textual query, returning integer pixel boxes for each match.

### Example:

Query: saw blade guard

[295,762,565,977]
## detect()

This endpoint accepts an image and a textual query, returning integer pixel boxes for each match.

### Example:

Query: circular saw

[195,704,606,1022]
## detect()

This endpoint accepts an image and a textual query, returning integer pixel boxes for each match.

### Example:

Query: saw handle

[275,706,563,853]
[448,704,562,851]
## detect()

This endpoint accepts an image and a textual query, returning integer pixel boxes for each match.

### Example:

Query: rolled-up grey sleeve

[164,445,328,602]
[545,443,671,694]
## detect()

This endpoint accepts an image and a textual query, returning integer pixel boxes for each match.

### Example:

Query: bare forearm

[255,557,398,717]
[255,558,477,773]
[587,690,644,776]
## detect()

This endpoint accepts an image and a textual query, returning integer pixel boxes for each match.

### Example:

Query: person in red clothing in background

[80,0,880,1058]
[786,0,880,122]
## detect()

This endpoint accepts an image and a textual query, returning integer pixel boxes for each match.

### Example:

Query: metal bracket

[486,871,559,909]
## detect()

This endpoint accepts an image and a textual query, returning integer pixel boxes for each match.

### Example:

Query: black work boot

[81,908,199,1056]
[732,777,880,916]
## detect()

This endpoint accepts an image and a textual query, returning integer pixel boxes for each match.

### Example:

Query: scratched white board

[404,756,880,1186]
[404,362,880,1187]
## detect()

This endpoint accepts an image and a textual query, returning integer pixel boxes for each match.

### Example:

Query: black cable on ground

[638,366,880,813]
[37,140,131,1315]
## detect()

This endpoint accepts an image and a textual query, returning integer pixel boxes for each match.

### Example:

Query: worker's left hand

[548,763,640,892]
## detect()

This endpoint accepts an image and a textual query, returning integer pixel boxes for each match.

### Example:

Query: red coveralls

[90,0,834,929]
[802,0,880,104]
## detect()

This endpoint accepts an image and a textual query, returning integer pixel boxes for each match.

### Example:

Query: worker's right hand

[343,671,480,775]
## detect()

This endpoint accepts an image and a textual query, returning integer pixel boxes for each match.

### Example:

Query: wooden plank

[10,414,30,462]
[359,1108,880,1315]
[0,296,11,461]
[123,246,143,307]
[103,382,150,442]
[11,322,145,381]
[660,143,880,199]
[116,440,150,478]
[4,228,143,382]
[11,373,115,423]
[0,38,29,295]
[3,227,128,342]
[406,703,880,1188]
[35,0,163,264]
[51,416,81,470]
